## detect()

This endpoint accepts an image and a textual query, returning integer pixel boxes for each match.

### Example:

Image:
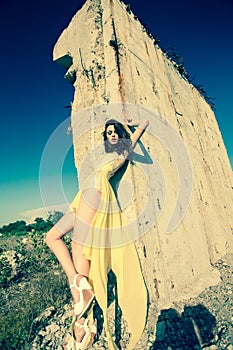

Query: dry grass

[0,233,71,349]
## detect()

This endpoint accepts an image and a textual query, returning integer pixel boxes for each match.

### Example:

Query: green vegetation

[0,211,71,349]
[0,211,63,237]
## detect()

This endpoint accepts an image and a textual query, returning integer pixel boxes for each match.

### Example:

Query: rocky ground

[31,255,233,350]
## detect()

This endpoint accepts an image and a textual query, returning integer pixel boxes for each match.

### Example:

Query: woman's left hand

[124,117,133,125]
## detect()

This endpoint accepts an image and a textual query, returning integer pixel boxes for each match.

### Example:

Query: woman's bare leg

[46,189,101,345]
[45,211,78,283]
[46,187,100,282]
[69,190,101,345]
[71,188,101,277]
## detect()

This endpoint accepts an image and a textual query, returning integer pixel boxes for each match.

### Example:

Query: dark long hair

[103,119,132,155]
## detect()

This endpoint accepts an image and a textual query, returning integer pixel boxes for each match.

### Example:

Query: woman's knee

[45,227,59,248]
[45,229,53,248]
[45,211,75,247]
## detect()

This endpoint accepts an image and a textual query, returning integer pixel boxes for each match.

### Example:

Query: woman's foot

[70,274,95,319]
[63,317,96,350]
[63,318,85,349]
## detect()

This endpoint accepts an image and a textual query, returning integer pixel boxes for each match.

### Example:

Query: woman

[46,117,149,350]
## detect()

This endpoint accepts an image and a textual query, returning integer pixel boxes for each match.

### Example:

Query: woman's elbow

[142,119,149,129]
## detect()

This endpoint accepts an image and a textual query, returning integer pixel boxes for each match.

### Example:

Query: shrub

[0,230,72,349]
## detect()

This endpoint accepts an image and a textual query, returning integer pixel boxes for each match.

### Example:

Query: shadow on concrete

[92,270,123,348]
[152,305,216,350]
[110,139,153,211]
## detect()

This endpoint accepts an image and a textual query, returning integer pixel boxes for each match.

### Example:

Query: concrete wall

[53,0,233,308]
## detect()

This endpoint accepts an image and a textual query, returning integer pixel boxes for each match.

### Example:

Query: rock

[45,324,60,333]
[227,345,233,350]
[29,255,233,349]
[0,250,23,278]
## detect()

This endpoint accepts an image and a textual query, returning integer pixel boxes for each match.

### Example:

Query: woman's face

[106,125,119,145]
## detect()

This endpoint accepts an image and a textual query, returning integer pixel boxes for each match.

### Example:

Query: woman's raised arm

[124,118,149,152]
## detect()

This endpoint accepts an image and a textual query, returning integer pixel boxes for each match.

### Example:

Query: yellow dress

[70,152,147,349]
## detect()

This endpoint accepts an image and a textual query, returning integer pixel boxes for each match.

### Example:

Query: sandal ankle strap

[70,274,92,291]
[74,319,89,332]
[79,277,92,290]
[70,274,79,290]
[75,319,97,335]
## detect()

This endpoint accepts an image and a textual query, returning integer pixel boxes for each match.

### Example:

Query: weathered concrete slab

[53,0,233,310]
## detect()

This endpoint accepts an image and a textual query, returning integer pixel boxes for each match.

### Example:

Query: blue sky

[0,0,232,226]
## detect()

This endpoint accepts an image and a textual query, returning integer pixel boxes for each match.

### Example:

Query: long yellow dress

[70,152,147,349]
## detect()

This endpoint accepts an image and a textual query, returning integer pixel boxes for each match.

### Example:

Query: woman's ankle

[75,274,89,285]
